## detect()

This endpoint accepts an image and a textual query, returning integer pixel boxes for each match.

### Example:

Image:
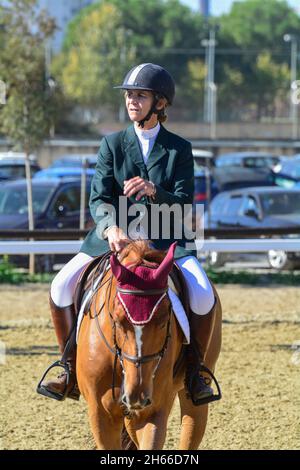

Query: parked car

[0,178,93,271]
[272,159,300,188]
[0,151,37,162]
[204,186,300,270]
[33,167,95,180]
[49,154,97,169]
[212,165,275,192]
[0,152,40,181]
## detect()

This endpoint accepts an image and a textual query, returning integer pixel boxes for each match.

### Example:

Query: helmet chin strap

[137,95,159,129]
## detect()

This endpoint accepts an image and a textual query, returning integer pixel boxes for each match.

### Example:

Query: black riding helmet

[114,63,175,127]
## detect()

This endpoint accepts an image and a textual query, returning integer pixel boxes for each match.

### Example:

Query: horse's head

[110,241,176,411]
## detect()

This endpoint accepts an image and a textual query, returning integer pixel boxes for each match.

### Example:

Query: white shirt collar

[134,122,160,140]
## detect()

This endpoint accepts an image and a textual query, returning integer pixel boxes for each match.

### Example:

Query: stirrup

[186,364,222,406]
[36,360,79,402]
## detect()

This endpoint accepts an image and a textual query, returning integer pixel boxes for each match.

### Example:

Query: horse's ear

[110,253,138,283]
[153,242,177,281]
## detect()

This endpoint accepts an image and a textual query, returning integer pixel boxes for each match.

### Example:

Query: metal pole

[291,38,298,139]
[208,28,216,124]
[80,158,87,230]
[25,153,35,274]
[205,156,212,229]
[202,28,217,131]
[284,34,298,139]
[209,82,217,139]
[202,39,209,122]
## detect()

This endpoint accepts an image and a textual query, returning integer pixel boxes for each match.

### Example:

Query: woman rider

[38,63,218,406]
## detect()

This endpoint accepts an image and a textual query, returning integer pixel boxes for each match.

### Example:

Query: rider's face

[125,90,154,122]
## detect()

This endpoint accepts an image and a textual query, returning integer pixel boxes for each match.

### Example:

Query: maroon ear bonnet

[110,242,177,324]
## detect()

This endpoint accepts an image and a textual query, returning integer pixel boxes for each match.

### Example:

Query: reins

[89,254,173,402]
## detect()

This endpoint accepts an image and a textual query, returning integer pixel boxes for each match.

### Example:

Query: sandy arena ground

[0,283,299,450]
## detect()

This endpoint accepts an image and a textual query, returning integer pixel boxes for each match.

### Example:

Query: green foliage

[1,255,299,286]
[53,0,205,113]
[0,0,58,151]
[2,0,300,128]
[53,3,132,108]
[220,0,300,51]
[0,256,54,284]
[0,256,24,283]
[206,267,300,286]
[179,59,206,118]
[52,0,300,123]
[217,0,300,120]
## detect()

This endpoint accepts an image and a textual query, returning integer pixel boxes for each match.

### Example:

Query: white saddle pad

[167,288,190,344]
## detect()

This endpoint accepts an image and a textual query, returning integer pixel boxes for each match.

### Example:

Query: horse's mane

[120,240,166,266]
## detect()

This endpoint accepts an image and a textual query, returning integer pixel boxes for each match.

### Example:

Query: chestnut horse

[76,241,222,450]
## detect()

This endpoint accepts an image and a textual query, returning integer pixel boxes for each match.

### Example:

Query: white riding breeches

[50,253,214,315]
[175,256,215,315]
[50,252,93,307]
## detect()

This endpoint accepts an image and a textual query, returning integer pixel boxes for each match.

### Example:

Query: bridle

[90,254,173,402]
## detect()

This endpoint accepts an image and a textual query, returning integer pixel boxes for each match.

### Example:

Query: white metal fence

[0,239,299,254]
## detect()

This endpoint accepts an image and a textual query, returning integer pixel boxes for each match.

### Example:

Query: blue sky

[181,0,300,16]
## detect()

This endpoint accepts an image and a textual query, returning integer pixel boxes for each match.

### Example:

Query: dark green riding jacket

[80,124,196,259]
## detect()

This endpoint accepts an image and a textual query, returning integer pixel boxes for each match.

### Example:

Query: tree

[52,0,206,118]
[253,51,290,119]
[220,0,300,52]
[0,0,56,272]
[180,59,206,120]
[217,0,300,120]
[52,3,136,110]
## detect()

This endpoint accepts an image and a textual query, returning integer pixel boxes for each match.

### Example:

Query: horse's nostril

[143,397,152,407]
[121,395,128,406]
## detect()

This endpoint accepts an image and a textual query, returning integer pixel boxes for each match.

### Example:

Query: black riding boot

[37,297,80,401]
[185,301,216,405]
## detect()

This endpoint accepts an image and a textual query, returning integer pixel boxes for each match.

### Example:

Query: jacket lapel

[123,125,147,174]
[146,126,168,172]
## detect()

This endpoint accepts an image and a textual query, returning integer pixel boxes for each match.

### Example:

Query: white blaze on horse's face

[134,326,143,359]
[122,324,155,410]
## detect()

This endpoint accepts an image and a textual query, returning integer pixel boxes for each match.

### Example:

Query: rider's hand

[106,226,130,253]
[123,177,156,201]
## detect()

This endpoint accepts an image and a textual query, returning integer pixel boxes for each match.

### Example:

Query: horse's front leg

[178,388,208,450]
[134,389,177,450]
[135,410,169,450]
[87,398,123,450]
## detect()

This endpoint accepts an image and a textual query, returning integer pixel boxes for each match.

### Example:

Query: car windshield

[51,160,83,168]
[0,186,53,215]
[51,157,96,168]
[0,165,27,179]
[260,192,300,215]
[215,155,278,169]
[215,156,241,167]
[243,156,278,168]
